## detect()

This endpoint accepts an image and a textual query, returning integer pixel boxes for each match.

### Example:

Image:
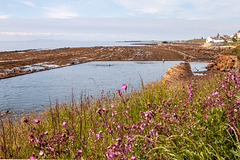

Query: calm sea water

[0,41,135,52]
[0,61,208,114]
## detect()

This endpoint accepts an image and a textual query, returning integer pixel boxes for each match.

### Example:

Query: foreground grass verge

[1,71,240,159]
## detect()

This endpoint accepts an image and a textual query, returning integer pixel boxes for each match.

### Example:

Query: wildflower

[117,89,122,95]
[29,133,34,138]
[39,151,44,156]
[157,123,162,126]
[23,117,29,123]
[44,131,48,135]
[111,104,114,108]
[172,113,177,119]
[234,109,238,112]
[188,87,192,98]
[122,84,127,90]
[29,139,34,143]
[96,108,101,113]
[62,121,67,126]
[34,119,40,123]
[205,114,208,119]
[96,134,100,139]
[35,137,40,143]
[78,150,82,154]
[131,156,136,160]
[30,152,35,160]
[182,86,185,92]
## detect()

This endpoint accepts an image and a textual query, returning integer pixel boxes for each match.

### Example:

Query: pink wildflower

[96,108,101,113]
[44,131,48,135]
[62,121,67,126]
[23,117,29,123]
[117,89,122,95]
[34,119,40,123]
[30,152,35,160]
[182,86,185,92]
[122,84,127,90]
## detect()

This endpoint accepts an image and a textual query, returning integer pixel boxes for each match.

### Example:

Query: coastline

[0,41,229,79]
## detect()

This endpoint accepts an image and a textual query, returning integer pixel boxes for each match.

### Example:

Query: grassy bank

[1,71,240,159]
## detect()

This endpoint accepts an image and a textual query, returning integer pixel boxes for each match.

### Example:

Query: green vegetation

[187,38,206,43]
[1,71,240,159]
[232,46,240,59]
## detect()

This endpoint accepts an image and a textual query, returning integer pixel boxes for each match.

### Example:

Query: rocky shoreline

[0,41,236,79]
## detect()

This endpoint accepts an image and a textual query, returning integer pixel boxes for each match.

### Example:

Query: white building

[206,36,226,43]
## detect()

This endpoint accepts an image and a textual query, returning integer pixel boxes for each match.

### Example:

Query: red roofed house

[237,30,240,39]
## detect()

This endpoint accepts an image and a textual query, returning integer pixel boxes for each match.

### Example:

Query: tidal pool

[0,61,208,114]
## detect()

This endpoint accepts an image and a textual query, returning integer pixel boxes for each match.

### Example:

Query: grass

[1,71,240,159]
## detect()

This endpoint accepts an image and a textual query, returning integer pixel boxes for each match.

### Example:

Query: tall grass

[1,71,240,159]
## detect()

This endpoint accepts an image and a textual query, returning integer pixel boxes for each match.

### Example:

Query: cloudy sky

[0,0,240,41]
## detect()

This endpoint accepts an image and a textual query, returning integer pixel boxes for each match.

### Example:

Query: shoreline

[0,41,228,79]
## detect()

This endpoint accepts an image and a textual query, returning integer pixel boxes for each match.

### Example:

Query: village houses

[206,30,240,43]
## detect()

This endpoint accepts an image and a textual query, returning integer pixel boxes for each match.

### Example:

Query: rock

[162,62,194,83]
[207,55,239,72]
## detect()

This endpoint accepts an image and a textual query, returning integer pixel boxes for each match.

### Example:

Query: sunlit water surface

[0,61,208,114]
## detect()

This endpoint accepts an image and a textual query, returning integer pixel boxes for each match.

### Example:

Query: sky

[0,0,240,41]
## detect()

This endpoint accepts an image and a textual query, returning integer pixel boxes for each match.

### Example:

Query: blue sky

[0,0,240,41]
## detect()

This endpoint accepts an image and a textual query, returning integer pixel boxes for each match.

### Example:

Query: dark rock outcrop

[162,62,194,83]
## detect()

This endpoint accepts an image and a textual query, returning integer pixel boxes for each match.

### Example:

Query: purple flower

[131,156,136,160]
[62,121,67,126]
[39,151,44,156]
[35,137,40,143]
[44,131,48,135]
[78,150,82,154]
[34,119,40,123]
[234,109,238,112]
[117,89,122,95]
[30,152,35,160]
[182,86,185,92]
[122,84,127,90]
[29,133,34,138]
[96,108,101,113]
[23,117,29,123]
[29,139,34,143]
[205,114,208,119]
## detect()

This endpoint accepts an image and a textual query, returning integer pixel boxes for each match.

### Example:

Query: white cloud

[111,0,240,19]
[18,0,36,8]
[43,7,79,19]
[0,32,54,36]
[111,0,180,14]
[0,14,9,19]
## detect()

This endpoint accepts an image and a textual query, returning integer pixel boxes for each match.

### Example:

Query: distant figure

[162,58,165,63]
